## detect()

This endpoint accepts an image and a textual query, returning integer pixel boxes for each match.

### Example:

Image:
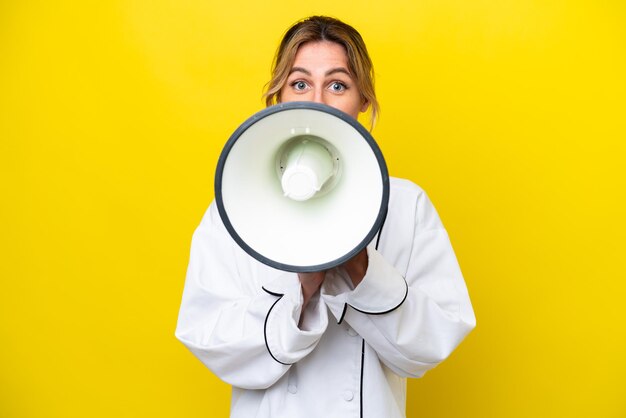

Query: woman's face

[280,41,368,119]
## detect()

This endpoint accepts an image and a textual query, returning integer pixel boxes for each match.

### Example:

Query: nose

[312,89,326,105]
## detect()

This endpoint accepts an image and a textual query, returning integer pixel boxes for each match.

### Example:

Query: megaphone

[215,102,389,273]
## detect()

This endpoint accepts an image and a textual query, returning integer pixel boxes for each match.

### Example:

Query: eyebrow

[288,67,352,77]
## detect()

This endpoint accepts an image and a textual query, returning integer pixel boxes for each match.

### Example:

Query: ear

[360,100,370,113]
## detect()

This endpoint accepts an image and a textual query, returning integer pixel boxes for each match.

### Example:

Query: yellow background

[1,1,625,417]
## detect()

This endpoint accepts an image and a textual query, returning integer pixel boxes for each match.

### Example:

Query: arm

[175,203,328,389]
[321,186,476,378]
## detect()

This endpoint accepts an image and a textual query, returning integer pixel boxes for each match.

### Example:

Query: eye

[291,80,309,91]
[328,81,348,93]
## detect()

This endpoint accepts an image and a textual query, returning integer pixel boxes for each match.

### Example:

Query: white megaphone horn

[215,102,389,273]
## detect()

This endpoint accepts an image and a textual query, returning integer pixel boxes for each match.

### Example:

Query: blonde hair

[264,16,379,129]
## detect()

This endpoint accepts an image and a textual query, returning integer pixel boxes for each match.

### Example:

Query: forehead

[292,41,349,69]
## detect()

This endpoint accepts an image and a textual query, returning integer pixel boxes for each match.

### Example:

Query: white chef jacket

[175,177,476,418]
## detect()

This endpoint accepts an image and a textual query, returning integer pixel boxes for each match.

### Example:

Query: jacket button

[288,384,297,394]
[347,328,358,337]
[343,390,354,401]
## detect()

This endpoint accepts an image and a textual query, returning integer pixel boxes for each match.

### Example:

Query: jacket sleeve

[321,188,476,378]
[175,203,328,389]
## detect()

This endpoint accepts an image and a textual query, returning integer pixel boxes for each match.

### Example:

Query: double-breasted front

[175,177,476,418]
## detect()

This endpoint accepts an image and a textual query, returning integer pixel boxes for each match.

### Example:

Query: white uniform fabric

[175,177,476,418]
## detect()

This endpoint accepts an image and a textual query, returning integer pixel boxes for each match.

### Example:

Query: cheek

[336,96,362,119]
[280,87,301,103]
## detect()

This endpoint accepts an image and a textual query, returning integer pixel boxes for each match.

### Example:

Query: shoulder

[198,200,228,232]
[388,176,426,213]
[388,177,443,230]
[390,177,425,197]
[192,200,236,248]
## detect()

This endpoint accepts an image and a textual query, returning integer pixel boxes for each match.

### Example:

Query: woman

[176,16,475,418]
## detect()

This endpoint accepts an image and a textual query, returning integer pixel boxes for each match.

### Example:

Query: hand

[341,248,368,288]
[298,271,326,311]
